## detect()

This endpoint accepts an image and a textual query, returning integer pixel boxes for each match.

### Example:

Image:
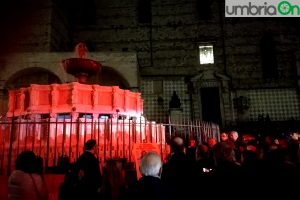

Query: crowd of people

[7,130,300,200]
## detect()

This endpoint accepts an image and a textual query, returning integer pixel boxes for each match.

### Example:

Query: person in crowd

[212,141,241,176]
[195,144,214,176]
[220,132,229,142]
[186,137,197,162]
[207,137,217,161]
[207,137,217,149]
[77,139,102,200]
[136,152,166,200]
[288,131,300,164]
[229,130,242,162]
[99,159,127,200]
[8,151,48,200]
[161,136,190,200]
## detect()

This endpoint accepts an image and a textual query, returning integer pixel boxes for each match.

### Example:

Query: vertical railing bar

[76,118,80,160]
[116,115,119,158]
[53,117,58,166]
[7,118,15,175]
[97,117,100,160]
[122,117,125,158]
[84,114,87,144]
[168,115,171,141]
[45,118,51,171]
[160,124,163,159]
[69,117,73,162]
[155,123,158,143]
[144,117,147,143]
[109,117,113,159]
[190,120,193,139]
[198,120,200,144]
[91,115,94,139]
[103,118,107,161]
[39,120,43,156]
[150,121,153,143]
[0,121,8,174]
[32,118,36,152]
[24,119,28,151]
[61,117,66,159]
[128,118,131,162]
[139,116,142,143]
[134,118,137,143]
[16,118,21,157]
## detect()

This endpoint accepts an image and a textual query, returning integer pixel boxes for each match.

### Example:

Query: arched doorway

[0,67,61,115]
[5,67,61,89]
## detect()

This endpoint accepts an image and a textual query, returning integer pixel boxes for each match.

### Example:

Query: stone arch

[0,67,61,115]
[5,67,61,89]
[88,66,130,89]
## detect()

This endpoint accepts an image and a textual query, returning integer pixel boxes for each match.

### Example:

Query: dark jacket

[77,151,102,199]
[136,176,166,200]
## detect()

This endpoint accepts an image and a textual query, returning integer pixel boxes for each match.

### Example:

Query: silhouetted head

[207,137,217,148]
[84,139,97,151]
[170,136,185,153]
[229,131,239,142]
[220,132,228,142]
[15,151,38,174]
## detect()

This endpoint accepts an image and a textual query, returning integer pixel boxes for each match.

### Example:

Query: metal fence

[0,117,219,175]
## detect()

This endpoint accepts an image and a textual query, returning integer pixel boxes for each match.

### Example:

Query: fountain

[3,43,168,173]
[6,43,144,119]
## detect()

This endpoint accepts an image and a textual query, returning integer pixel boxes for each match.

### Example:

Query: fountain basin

[62,58,101,83]
[7,82,143,118]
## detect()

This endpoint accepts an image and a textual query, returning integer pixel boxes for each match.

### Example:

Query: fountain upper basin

[62,58,101,81]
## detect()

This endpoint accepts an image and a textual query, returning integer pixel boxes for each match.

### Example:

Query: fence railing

[0,117,219,175]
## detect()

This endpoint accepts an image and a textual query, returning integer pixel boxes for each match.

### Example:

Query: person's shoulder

[9,170,29,181]
[10,170,25,176]
[8,170,33,188]
[78,151,90,158]
[78,151,97,163]
[82,151,94,156]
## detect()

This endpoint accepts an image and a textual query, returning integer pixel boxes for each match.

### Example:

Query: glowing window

[199,45,214,64]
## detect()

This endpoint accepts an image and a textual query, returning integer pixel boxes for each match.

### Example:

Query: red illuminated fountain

[7,43,144,119]
[3,43,168,173]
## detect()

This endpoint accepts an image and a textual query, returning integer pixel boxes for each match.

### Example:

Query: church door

[200,87,221,125]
